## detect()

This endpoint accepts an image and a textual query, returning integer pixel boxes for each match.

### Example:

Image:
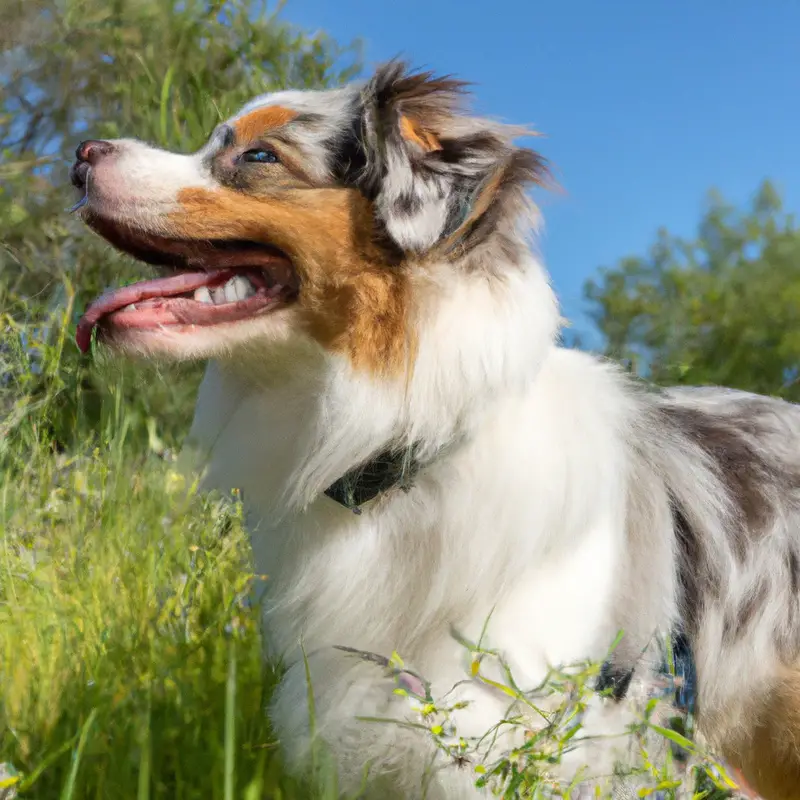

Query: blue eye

[241,148,279,164]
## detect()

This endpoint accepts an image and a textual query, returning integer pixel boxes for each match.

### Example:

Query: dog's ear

[351,60,549,257]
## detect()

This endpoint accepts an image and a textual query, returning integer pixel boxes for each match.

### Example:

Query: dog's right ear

[338,60,548,259]
[350,60,470,254]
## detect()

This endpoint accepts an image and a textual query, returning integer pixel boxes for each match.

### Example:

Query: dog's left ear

[351,60,549,257]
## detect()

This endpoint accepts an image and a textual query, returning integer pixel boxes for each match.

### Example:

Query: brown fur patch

[233,106,297,143]
[399,115,442,152]
[171,187,411,376]
[723,666,800,800]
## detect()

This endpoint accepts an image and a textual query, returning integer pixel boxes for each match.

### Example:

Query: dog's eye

[241,148,279,164]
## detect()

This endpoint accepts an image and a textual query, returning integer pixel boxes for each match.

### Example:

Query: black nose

[70,139,115,190]
[75,139,114,164]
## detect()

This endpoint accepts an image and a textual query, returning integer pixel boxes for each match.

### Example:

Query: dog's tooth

[223,279,239,304]
[240,277,256,299]
[194,286,213,304]
[124,303,137,311]
[211,287,226,305]
[220,276,254,302]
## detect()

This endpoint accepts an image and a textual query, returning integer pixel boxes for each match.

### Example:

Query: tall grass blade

[224,637,237,800]
[137,690,151,800]
[159,63,176,145]
[60,708,97,800]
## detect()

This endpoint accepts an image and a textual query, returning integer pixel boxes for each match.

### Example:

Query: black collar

[324,446,422,514]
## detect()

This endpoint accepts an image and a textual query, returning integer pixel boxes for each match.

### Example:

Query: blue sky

[283,0,800,339]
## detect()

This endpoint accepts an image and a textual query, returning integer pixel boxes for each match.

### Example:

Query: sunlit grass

[0,431,306,798]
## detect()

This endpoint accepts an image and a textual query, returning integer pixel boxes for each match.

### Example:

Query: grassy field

[1,379,299,798]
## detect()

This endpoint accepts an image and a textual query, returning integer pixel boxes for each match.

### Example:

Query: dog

[70,61,800,798]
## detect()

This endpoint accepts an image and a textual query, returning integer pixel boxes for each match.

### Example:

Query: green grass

[0,430,304,798]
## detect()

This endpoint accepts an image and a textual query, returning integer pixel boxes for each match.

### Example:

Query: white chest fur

[186,348,634,687]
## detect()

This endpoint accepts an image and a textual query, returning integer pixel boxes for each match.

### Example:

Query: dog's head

[72,61,554,379]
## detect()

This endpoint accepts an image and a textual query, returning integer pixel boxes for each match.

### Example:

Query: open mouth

[75,221,299,353]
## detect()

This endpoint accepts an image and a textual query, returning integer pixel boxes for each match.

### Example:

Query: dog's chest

[187,361,629,690]
[242,488,625,699]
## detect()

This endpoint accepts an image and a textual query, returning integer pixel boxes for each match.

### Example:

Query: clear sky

[282,0,799,339]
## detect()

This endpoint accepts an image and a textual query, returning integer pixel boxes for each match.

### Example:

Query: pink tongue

[76,270,233,353]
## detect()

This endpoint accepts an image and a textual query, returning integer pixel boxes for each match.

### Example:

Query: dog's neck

[185,257,561,516]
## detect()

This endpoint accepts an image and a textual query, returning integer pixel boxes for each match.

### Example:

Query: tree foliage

[0,0,360,451]
[584,180,800,401]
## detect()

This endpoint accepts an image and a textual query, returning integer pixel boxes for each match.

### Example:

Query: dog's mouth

[76,219,299,353]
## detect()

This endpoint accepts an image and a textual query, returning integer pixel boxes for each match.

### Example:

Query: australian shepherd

[70,62,800,798]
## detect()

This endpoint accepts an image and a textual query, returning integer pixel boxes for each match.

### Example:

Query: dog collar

[324,446,422,514]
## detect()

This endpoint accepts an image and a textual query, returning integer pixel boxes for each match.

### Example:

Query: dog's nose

[70,140,114,190]
[75,139,114,165]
